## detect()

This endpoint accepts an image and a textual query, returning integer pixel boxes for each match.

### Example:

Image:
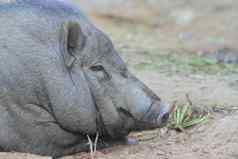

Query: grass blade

[180,104,189,123]
[176,107,181,126]
[183,116,208,128]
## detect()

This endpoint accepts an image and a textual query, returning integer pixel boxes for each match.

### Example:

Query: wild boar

[0,0,170,157]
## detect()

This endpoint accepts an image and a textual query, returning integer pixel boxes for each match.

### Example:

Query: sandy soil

[64,113,238,159]
[136,71,238,108]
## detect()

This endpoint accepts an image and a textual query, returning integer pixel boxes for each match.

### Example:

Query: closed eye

[120,67,128,78]
[90,65,104,72]
[90,64,111,80]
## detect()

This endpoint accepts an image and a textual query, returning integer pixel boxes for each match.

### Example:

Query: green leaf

[182,116,208,128]
[173,106,177,123]
[176,107,181,125]
[180,104,189,123]
[183,106,192,122]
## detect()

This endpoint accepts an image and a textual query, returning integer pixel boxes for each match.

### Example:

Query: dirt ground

[62,112,238,159]
[2,0,238,159]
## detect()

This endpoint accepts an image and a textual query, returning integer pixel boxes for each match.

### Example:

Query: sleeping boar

[0,0,170,157]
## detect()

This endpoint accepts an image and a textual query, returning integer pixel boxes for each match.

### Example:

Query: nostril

[161,113,169,123]
[159,103,170,123]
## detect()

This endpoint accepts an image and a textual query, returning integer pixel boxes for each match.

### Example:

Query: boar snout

[157,102,170,127]
[140,101,170,129]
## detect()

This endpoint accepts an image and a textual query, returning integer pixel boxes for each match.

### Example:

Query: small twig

[87,132,99,159]
[87,135,94,159]
[170,101,177,113]
[185,94,193,106]
[94,133,99,153]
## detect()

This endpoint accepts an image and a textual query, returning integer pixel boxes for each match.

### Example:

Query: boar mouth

[117,104,161,131]
[90,95,132,138]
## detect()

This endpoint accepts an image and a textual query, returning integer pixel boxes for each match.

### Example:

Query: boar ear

[60,21,86,68]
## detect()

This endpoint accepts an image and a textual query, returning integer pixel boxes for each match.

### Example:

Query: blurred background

[73,0,238,55]
[70,0,238,107]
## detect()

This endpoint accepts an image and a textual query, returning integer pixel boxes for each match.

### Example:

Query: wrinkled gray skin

[0,0,170,157]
